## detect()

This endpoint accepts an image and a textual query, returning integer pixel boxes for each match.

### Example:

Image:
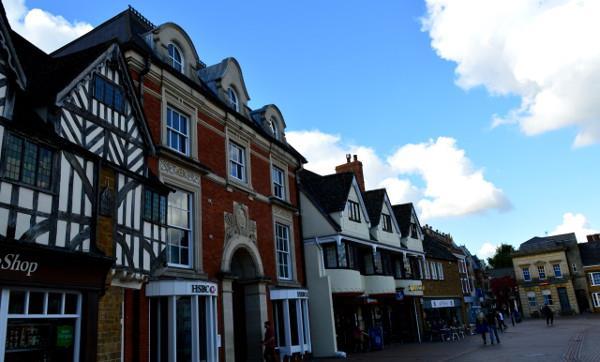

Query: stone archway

[221,237,267,362]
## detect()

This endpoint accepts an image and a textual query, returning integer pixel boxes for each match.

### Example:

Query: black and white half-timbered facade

[0,3,170,361]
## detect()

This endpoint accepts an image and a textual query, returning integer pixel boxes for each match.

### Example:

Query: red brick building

[55,6,309,362]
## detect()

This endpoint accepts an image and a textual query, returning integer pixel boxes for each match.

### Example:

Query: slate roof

[52,7,307,163]
[11,31,112,104]
[517,233,576,254]
[487,267,515,279]
[392,203,413,238]
[423,233,456,261]
[299,169,354,214]
[578,241,600,266]
[362,189,385,226]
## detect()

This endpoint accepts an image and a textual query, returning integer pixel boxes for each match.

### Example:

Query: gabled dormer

[250,104,287,143]
[198,57,251,116]
[298,169,370,240]
[393,203,424,252]
[54,43,155,175]
[363,189,402,246]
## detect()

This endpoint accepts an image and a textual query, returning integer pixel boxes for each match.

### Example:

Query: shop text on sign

[1,253,39,276]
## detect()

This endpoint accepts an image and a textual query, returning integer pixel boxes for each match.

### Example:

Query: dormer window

[227,87,239,112]
[382,214,392,233]
[167,43,183,73]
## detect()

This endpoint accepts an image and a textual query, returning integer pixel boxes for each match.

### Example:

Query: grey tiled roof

[362,189,385,226]
[392,203,413,238]
[517,233,577,253]
[423,233,456,261]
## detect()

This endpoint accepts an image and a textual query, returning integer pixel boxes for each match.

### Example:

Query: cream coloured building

[512,233,588,318]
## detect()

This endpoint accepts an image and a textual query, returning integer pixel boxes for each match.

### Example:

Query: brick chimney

[335,154,365,192]
[587,233,600,242]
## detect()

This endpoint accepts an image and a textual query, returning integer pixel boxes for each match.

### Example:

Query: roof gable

[0,3,26,89]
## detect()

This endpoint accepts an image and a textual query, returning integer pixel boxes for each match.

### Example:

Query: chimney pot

[346,154,351,163]
[353,154,358,162]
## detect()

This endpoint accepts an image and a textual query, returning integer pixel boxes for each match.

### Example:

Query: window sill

[154,266,207,279]
[269,196,298,212]
[275,279,302,288]
[226,178,255,196]
[0,178,57,195]
[156,146,211,175]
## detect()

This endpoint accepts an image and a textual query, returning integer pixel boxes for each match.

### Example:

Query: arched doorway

[222,243,267,362]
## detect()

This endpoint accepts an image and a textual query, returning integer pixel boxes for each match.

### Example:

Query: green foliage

[487,244,515,269]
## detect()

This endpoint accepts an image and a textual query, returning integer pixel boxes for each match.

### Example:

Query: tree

[487,244,516,269]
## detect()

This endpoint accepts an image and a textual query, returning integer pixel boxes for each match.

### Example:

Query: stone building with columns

[54,6,309,362]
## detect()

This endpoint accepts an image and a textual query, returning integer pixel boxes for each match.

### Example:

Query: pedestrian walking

[486,310,500,344]
[542,304,554,326]
[497,309,507,332]
[476,311,489,345]
[510,308,516,327]
[262,321,277,361]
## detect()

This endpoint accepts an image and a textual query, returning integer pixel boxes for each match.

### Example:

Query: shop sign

[1,253,39,276]
[191,283,217,295]
[408,284,424,292]
[431,299,455,308]
[56,325,74,347]
[296,290,308,298]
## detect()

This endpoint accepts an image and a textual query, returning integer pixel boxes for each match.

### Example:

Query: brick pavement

[311,314,600,362]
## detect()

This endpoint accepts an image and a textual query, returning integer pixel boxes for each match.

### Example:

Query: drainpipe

[138,56,151,105]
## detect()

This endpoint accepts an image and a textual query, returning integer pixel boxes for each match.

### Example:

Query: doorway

[557,287,571,313]
[230,248,262,362]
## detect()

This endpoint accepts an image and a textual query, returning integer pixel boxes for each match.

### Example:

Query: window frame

[553,264,562,278]
[528,294,537,307]
[347,200,361,222]
[275,222,292,280]
[272,165,286,200]
[227,87,239,112]
[543,292,553,306]
[593,292,600,308]
[537,265,546,280]
[93,74,125,113]
[381,213,392,233]
[143,188,167,225]
[590,272,600,286]
[522,267,531,281]
[167,43,184,73]
[166,188,193,268]
[228,141,247,183]
[1,132,55,192]
[166,106,190,156]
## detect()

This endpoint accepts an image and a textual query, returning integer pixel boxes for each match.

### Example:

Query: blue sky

[10,0,600,260]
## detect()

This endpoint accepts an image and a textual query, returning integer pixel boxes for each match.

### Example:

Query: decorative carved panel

[224,202,257,244]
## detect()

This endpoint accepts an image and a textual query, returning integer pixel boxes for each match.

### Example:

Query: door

[232,281,247,362]
[557,287,571,313]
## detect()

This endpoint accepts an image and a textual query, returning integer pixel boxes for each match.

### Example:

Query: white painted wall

[337,185,370,240]
[299,192,337,238]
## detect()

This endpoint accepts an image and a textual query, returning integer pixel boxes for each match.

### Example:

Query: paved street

[315,314,600,361]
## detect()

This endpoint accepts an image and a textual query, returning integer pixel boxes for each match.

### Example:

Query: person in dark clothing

[542,305,554,326]
[476,312,489,345]
[486,310,500,344]
[262,321,277,361]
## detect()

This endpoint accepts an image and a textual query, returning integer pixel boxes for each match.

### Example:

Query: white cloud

[422,0,600,147]
[287,130,509,220]
[4,0,92,53]
[551,212,598,243]
[477,242,497,260]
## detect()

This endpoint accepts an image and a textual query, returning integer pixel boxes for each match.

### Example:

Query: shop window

[1,289,81,362]
[167,189,193,268]
[271,295,311,358]
[143,189,167,225]
[149,294,218,362]
[1,132,54,190]
[543,291,553,305]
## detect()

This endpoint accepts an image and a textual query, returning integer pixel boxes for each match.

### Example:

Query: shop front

[0,242,113,362]
[270,289,311,359]
[422,298,464,337]
[146,279,219,362]
[392,280,424,343]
